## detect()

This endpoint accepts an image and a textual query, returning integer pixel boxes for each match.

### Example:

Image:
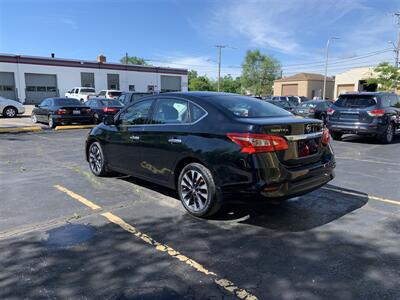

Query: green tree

[120,55,148,65]
[219,74,242,94]
[188,70,215,91]
[241,50,281,96]
[367,62,400,91]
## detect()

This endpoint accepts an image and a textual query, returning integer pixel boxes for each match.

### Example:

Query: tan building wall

[273,80,334,99]
[334,67,374,99]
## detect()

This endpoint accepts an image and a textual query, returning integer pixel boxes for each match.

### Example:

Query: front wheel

[88,142,110,176]
[3,106,17,118]
[31,113,38,124]
[378,122,394,144]
[48,116,57,129]
[177,163,220,217]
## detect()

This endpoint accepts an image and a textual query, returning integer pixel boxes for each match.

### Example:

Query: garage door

[25,73,58,104]
[0,72,17,100]
[161,75,181,92]
[281,84,298,96]
[337,84,355,97]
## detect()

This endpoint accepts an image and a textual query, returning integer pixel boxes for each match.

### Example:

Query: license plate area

[297,138,319,157]
[73,110,81,115]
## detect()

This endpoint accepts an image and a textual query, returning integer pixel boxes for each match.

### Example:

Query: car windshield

[100,100,123,106]
[80,88,95,93]
[109,91,122,97]
[299,102,317,108]
[335,95,377,108]
[213,95,292,118]
[54,98,81,106]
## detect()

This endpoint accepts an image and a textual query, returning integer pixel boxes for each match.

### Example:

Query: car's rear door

[136,97,192,184]
[104,99,155,174]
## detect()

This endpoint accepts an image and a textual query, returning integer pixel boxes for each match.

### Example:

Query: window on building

[37,86,46,92]
[129,85,135,91]
[107,74,120,90]
[81,72,95,88]
[147,85,155,92]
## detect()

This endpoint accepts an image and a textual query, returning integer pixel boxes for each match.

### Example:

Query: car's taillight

[83,108,91,114]
[103,107,117,113]
[367,109,385,117]
[309,108,315,113]
[327,107,335,115]
[55,109,67,115]
[227,133,288,154]
[321,128,330,145]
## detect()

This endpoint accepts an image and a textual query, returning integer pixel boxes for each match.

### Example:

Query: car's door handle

[130,135,140,141]
[168,138,182,144]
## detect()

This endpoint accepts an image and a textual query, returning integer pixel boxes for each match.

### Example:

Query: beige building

[273,73,334,100]
[334,67,376,99]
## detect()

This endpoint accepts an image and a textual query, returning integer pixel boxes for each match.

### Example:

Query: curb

[54,125,95,131]
[0,126,43,134]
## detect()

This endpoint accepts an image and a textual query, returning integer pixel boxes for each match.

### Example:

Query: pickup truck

[89,90,122,100]
[65,87,96,102]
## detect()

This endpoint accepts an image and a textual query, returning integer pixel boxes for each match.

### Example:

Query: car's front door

[36,98,51,122]
[105,99,155,175]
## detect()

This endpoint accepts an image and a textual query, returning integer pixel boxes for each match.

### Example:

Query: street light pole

[215,45,226,92]
[323,37,339,100]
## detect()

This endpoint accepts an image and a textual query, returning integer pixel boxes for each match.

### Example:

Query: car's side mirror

[103,115,116,126]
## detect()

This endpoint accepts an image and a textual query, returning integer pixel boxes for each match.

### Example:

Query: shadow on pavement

[340,134,400,145]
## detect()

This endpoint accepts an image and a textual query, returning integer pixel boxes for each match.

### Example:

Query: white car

[89,90,122,100]
[0,96,25,118]
[65,87,96,102]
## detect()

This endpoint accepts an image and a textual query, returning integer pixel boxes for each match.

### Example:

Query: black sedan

[85,92,335,217]
[31,98,93,128]
[293,100,332,123]
[85,98,123,124]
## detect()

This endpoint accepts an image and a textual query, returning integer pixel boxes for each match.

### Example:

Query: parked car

[271,96,300,105]
[327,92,400,143]
[293,100,332,123]
[0,96,25,118]
[85,98,124,124]
[266,100,296,113]
[31,97,93,128]
[118,92,154,106]
[85,92,334,217]
[65,87,96,102]
[90,90,122,100]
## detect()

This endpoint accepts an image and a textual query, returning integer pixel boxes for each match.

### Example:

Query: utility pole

[125,52,129,65]
[323,37,339,100]
[215,45,226,92]
[393,12,400,91]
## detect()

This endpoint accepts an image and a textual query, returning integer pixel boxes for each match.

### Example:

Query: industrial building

[334,67,377,99]
[0,54,188,104]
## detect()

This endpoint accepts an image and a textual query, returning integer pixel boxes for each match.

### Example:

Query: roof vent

[96,55,106,63]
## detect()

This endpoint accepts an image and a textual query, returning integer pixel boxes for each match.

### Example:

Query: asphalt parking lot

[0,130,399,299]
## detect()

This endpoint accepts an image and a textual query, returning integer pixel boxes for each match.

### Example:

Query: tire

[31,113,38,124]
[177,163,221,217]
[3,106,17,118]
[94,113,101,124]
[378,122,394,144]
[88,141,110,176]
[48,115,57,129]
[331,132,342,141]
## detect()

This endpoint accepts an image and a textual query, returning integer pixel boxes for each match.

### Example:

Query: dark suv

[327,92,400,143]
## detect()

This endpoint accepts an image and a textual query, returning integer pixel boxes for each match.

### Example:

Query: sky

[0,0,399,78]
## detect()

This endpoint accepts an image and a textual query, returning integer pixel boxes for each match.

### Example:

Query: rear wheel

[378,122,394,144]
[3,106,17,118]
[31,113,38,123]
[331,132,342,141]
[177,163,220,217]
[48,116,57,129]
[88,142,110,176]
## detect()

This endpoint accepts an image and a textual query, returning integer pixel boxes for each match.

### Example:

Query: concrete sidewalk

[0,105,45,129]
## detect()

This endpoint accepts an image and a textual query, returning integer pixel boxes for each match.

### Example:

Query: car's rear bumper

[327,120,384,135]
[52,115,93,124]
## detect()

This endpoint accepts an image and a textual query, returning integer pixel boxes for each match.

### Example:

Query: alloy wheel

[31,114,37,123]
[5,107,16,117]
[180,170,209,212]
[387,123,394,142]
[89,143,103,175]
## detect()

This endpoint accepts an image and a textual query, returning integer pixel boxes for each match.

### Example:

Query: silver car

[0,96,25,118]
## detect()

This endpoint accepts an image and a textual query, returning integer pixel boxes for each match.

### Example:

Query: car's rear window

[335,96,377,108]
[80,88,95,93]
[109,91,122,97]
[213,95,292,118]
[300,102,317,108]
[100,100,123,106]
[54,98,81,106]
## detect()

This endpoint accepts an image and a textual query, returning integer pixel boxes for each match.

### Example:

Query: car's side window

[119,94,126,104]
[390,95,400,108]
[152,98,189,124]
[119,100,154,125]
[190,103,206,122]
[99,91,106,96]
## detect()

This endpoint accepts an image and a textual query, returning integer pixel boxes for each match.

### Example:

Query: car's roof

[303,99,328,103]
[339,92,396,96]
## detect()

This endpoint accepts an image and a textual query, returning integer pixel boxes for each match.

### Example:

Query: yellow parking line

[54,185,258,300]
[322,186,400,206]
[54,185,101,210]
[54,125,95,131]
[0,126,43,133]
